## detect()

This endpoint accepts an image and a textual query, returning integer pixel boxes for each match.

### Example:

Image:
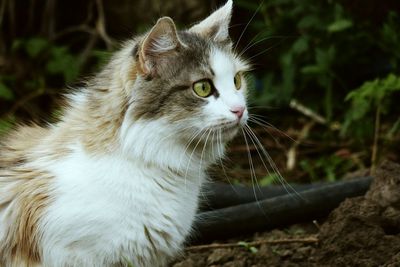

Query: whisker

[183,130,208,191]
[243,125,273,185]
[241,127,268,216]
[244,124,304,200]
[246,37,289,62]
[233,0,265,52]
[198,129,213,206]
[237,31,263,56]
[244,124,291,194]
[178,129,203,170]
[247,105,276,110]
[249,115,297,143]
[199,129,212,179]
[159,124,194,143]
[239,35,290,57]
[217,129,238,193]
[248,118,287,149]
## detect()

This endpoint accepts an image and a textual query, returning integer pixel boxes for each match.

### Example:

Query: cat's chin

[220,130,238,142]
[219,124,241,142]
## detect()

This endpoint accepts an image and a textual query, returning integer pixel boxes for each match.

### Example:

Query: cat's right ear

[189,0,233,46]
[138,17,182,76]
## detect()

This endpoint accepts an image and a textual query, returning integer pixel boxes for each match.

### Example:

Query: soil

[172,161,400,267]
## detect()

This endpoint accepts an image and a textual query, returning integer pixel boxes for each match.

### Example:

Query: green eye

[193,80,213,97]
[234,73,242,90]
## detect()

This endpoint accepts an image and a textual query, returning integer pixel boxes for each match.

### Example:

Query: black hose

[193,176,373,242]
[200,181,343,211]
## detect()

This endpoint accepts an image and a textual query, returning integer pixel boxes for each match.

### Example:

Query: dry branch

[186,236,318,251]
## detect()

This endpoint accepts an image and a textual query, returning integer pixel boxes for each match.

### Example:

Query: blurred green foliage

[12,37,81,83]
[238,0,400,180]
[241,0,400,124]
[300,155,354,182]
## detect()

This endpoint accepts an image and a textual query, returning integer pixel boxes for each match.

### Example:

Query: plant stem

[371,103,381,174]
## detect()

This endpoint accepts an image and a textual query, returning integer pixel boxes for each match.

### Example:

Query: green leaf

[46,47,80,83]
[259,173,279,186]
[292,36,309,55]
[25,38,49,58]
[386,118,400,140]
[0,83,14,100]
[297,15,321,29]
[342,74,400,137]
[249,246,258,254]
[11,39,23,52]
[238,241,258,254]
[301,65,322,74]
[327,19,353,32]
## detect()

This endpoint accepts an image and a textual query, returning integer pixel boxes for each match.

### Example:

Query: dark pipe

[193,176,373,242]
[200,181,346,211]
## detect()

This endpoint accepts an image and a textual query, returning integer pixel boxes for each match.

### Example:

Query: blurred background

[0,0,399,184]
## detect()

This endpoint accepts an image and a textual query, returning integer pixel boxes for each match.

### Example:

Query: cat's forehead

[172,31,239,80]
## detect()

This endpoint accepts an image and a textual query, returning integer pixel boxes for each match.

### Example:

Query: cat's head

[127,0,249,144]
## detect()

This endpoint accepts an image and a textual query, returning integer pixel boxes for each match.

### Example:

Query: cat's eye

[193,80,213,98]
[234,73,242,90]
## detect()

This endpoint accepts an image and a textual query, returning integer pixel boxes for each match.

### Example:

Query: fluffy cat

[0,1,250,266]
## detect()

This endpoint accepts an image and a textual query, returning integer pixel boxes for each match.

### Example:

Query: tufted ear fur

[189,0,233,45]
[138,17,182,76]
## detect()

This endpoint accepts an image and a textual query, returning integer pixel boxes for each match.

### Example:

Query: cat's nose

[230,106,245,119]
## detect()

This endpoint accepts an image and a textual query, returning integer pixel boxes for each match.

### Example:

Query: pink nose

[230,106,245,119]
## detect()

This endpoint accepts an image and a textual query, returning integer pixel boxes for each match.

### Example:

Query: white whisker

[233,0,265,53]
[244,124,304,200]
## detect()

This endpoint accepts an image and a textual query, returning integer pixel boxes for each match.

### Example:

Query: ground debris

[173,161,400,267]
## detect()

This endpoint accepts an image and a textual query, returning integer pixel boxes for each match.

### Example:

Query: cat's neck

[55,41,138,153]
[118,117,225,174]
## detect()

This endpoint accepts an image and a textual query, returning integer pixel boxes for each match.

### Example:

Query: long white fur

[0,1,250,267]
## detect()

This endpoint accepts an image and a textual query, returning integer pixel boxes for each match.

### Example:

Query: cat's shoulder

[0,124,50,167]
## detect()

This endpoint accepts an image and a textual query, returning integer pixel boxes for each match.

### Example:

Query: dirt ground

[172,161,400,267]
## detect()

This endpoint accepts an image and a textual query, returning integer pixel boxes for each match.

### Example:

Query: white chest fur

[40,144,205,267]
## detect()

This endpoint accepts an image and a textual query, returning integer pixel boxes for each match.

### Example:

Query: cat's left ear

[139,17,182,76]
[189,0,233,45]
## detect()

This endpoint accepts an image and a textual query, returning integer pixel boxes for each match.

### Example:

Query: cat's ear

[189,0,233,45]
[139,17,182,76]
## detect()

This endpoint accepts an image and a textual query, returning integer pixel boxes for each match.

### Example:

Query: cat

[0,0,250,266]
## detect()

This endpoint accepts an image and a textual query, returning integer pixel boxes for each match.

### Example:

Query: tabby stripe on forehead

[210,67,215,77]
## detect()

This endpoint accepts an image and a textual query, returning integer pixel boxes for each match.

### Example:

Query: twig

[286,121,315,170]
[290,98,341,131]
[42,0,57,38]
[290,99,326,125]
[371,103,381,175]
[1,88,58,119]
[95,0,116,50]
[186,236,319,251]
[0,0,7,28]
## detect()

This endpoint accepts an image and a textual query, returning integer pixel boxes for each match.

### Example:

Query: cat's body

[0,1,249,266]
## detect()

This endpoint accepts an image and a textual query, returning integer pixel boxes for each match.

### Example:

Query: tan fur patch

[0,167,53,266]
[0,125,49,168]
[79,90,128,154]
